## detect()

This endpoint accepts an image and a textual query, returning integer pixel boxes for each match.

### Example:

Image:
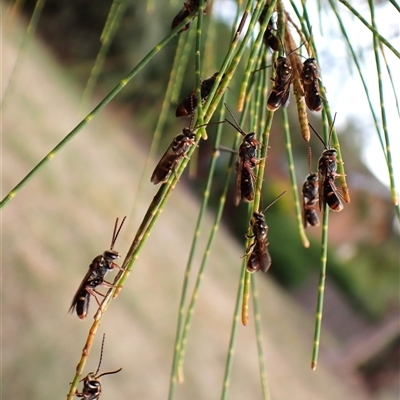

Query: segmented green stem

[311,204,329,370]
[338,0,400,59]
[251,275,271,400]
[368,0,399,209]
[3,14,195,210]
[174,103,227,385]
[237,2,276,112]
[1,0,46,107]
[167,3,207,397]
[281,109,310,247]
[79,0,127,114]
[326,0,385,155]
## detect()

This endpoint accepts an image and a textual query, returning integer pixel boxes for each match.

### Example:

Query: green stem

[311,204,329,370]
[2,14,195,209]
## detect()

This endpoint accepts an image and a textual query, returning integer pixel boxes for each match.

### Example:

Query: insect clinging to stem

[245,191,286,273]
[69,217,126,319]
[224,104,261,206]
[175,72,221,118]
[302,147,319,228]
[301,57,322,112]
[150,127,197,185]
[309,116,345,212]
[75,334,122,400]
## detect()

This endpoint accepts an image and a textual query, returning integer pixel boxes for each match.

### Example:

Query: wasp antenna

[309,123,327,148]
[94,333,106,376]
[262,191,286,213]
[97,367,122,379]
[111,216,126,250]
[223,103,245,136]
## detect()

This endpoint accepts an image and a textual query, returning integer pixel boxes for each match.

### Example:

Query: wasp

[302,147,319,228]
[309,121,344,212]
[302,173,319,227]
[301,58,322,112]
[69,217,126,319]
[224,105,260,205]
[245,192,286,273]
[171,0,200,33]
[175,72,220,118]
[267,56,293,111]
[258,7,279,52]
[75,334,122,400]
[151,127,196,184]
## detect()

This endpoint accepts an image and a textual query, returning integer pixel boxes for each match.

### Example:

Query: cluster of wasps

[258,8,346,228]
[69,5,348,397]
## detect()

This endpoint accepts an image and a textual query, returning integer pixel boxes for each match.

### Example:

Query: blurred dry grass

[2,15,370,400]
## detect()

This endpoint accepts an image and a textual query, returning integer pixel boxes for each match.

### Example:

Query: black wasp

[175,72,220,118]
[69,217,126,319]
[245,192,286,273]
[171,0,200,33]
[309,120,344,212]
[75,334,122,400]
[151,127,196,184]
[224,104,260,205]
[302,147,319,227]
[267,56,293,111]
[301,58,322,112]
[258,7,279,52]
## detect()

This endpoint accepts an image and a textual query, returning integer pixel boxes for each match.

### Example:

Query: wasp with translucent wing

[171,0,200,33]
[302,147,319,228]
[301,58,322,112]
[309,119,344,212]
[75,334,122,400]
[224,104,260,205]
[151,127,196,184]
[175,72,220,118]
[267,56,293,111]
[69,217,126,319]
[245,192,286,273]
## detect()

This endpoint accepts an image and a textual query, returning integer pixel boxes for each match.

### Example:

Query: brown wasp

[245,192,286,273]
[301,58,322,112]
[224,104,260,205]
[171,0,200,33]
[69,217,126,319]
[151,127,196,184]
[267,56,293,111]
[75,334,122,400]
[309,120,344,212]
[302,147,319,228]
[175,72,220,118]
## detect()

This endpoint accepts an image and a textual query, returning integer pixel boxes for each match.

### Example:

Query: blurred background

[2,0,399,399]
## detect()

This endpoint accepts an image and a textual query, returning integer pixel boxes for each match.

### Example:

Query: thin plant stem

[338,0,400,58]
[1,0,46,107]
[368,0,399,208]
[281,108,310,248]
[311,204,329,370]
[326,0,385,156]
[220,258,246,400]
[251,274,271,400]
[237,3,275,112]
[1,15,195,209]
[79,0,127,114]
[174,101,227,384]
